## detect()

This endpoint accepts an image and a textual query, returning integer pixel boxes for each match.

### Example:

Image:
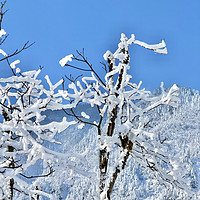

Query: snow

[134,39,167,54]
[10,59,20,69]
[16,67,21,73]
[61,87,200,199]
[0,29,6,37]
[0,49,7,56]
[59,54,73,67]
[78,123,85,129]
[103,50,112,60]
[81,112,90,119]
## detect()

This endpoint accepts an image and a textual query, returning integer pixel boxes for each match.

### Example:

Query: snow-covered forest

[0,1,200,199]
[59,86,200,200]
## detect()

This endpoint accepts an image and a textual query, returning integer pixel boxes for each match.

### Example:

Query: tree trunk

[99,106,118,197]
[99,148,110,192]
[99,49,129,199]
[106,137,133,199]
[3,110,15,200]
[8,145,14,200]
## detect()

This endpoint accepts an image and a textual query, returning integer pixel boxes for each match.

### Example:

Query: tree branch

[19,167,54,179]
[70,108,98,127]
[0,0,7,30]
[74,49,106,87]
[0,41,35,63]
[65,63,92,72]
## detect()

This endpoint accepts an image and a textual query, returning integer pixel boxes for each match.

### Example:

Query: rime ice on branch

[60,33,196,199]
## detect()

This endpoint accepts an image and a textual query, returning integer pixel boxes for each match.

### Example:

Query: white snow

[10,60,20,69]
[81,112,90,119]
[59,54,73,67]
[0,29,6,37]
[16,67,21,73]
[0,49,7,57]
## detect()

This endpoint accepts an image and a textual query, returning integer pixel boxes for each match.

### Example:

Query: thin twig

[65,74,83,83]
[0,33,8,45]
[65,63,92,72]
[62,108,82,118]
[74,49,106,87]
[0,41,35,62]
[19,167,54,179]
[100,61,108,73]
[0,102,20,112]
[6,57,16,76]
[0,1,8,30]
[70,108,98,127]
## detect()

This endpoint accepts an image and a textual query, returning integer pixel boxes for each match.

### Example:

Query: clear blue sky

[1,0,200,91]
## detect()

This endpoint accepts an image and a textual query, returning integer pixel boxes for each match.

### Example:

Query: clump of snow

[78,123,85,129]
[81,112,90,119]
[0,29,6,37]
[103,50,112,60]
[0,49,7,57]
[59,54,73,67]
[16,67,21,73]
[10,60,20,69]
[134,39,167,54]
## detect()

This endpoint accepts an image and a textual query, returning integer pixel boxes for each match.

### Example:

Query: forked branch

[0,41,35,62]
[0,0,7,30]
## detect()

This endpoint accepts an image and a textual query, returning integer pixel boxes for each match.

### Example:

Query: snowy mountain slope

[39,86,200,199]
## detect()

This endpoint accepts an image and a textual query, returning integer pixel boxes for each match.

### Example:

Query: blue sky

[1,0,200,91]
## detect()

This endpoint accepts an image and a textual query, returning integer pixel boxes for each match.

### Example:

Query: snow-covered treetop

[59,33,196,199]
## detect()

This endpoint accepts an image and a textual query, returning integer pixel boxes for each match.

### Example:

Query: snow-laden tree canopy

[59,33,197,199]
[0,28,94,199]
